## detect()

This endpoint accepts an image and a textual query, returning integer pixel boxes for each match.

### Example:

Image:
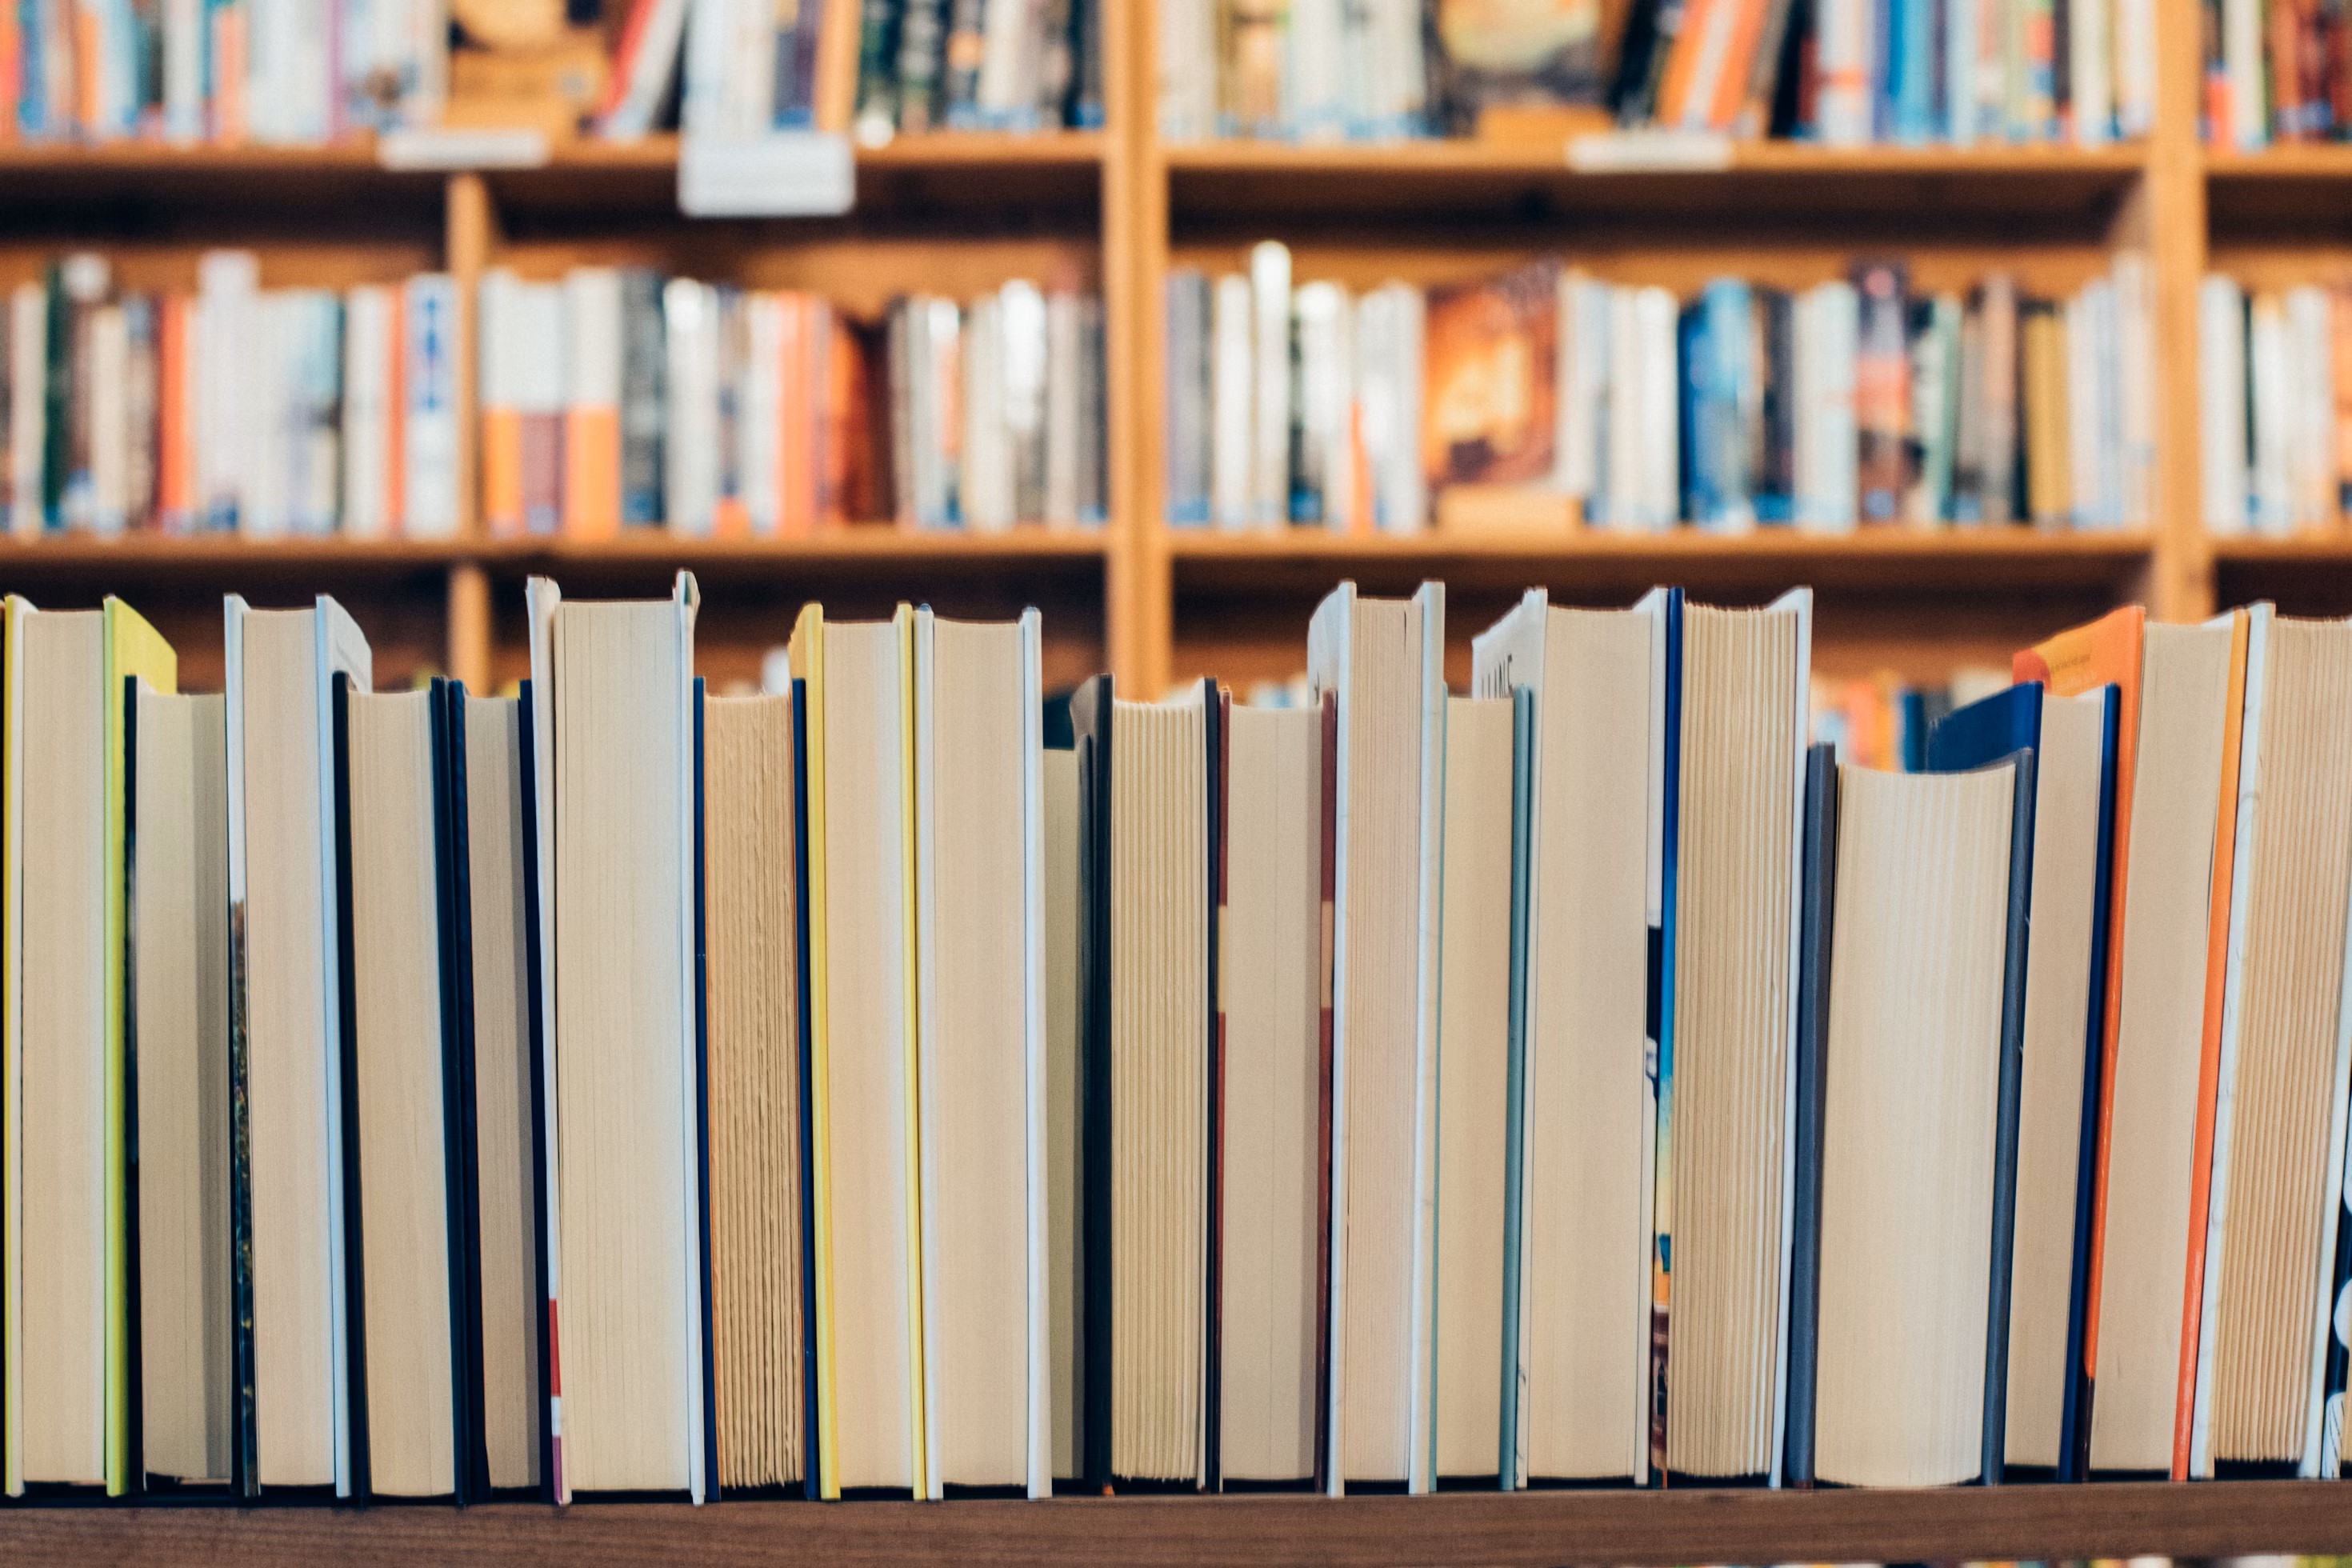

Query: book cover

[1431,0,1614,123]
[1068,673,1113,1491]
[1641,585,1682,1483]
[1782,740,1838,1488]
[1422,261,1559,498]
[1497,683,1534,1488]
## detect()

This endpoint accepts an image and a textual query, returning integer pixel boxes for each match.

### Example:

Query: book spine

[478,270,522,539]
[850,0,900,138]
[518,282,565,539]
[1979,272,2018,525]
[1851,258,1909,524]
[894,0,946,129]
[401,271,458,541]
[562,270,623,542]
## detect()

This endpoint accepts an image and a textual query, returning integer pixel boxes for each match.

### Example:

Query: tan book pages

[2005,689,2109,1468]
[2211,618,2352,1462]
[1817,763,2014,1488]
[1219,703,1322,1483]
[704,693,802,1490]
[346,692,454,1499]
[552,599,691,1493]
[2092,618,2234,1473]
[18,610,104,1484]
[1432,696,1512,1479]
[133,690,232,1484]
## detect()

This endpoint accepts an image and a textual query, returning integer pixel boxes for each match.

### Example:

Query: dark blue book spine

[515,681,557,1501]
[793,678,822,1499]
[2058,684,2121,1482]
[1980,747,2038,1486]
[1497,685,1534,1487]
[1784,742,1838,1487]
[692,678,720,1497]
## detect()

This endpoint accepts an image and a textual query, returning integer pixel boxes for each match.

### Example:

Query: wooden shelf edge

[0,1479,2342,1567]
[1163,527,2156,561]
[2208,534,2352,562]
[0,529,1111,572]
[1162,138,2150,178]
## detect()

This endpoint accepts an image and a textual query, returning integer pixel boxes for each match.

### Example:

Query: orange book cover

[155,294,190,530]
[210,7,246,143]
[2172,607,2252,1478]
[562,406,621,540]
[777,294,814,538]
[74,9,98,134]
[1706,0,1773,128]
[2014,602,2147,1450]
[2330,288,2352,518]
[1653,0,1714,124]
[385,288,405,536]
[0,2,18,140]
[482,408,525,538]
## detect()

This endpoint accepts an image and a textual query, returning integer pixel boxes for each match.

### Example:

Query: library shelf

[1162,529,2157,597]
[0,1479,2344,1568]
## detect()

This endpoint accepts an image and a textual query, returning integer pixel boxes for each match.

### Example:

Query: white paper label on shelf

[678,132,855,218]
[377,127,553,170]
[1566,130,1734,171]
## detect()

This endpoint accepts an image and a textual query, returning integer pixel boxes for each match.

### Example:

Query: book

[1930,680,2120,1480]
[1071,674,1218,1489]
[334,680,475,1501]
[788,602,926,1498]
[522,573,710,1501]
[1471,589,1658,1486]
[223,593,371,1495]
[1421,261,1559,500]
[128,682,233,1489]
[1805,743,2034,1486]
[913,609,1047,1497]
[1308,580,1445,1494]
[1042,726,1082,1485]
[1217,696,1334,1488]
[1430,693,1514,1484]
[4,595,174,1494]
[702,689,809,1493]
[1781,742,1838,1487]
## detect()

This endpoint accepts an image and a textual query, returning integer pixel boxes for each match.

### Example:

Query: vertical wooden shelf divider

[2147,0,2214,624]
[446,170,496,690]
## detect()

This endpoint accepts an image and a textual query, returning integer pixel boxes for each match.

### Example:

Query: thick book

[1930,680,2119,1482]
[1073,674,1220,1491]
[523,573,711,1502]
[224,593,371,1498]
[1803,745,2035,1487]
[913,608,1048,1497]
[1307,581,1446,1494]
[128,682,233,1492]
[1471,589,1659,1486]
[5,595,175,1495]
[788,602,926,1498]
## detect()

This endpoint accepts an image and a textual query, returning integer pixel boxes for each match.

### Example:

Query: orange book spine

[1654,0,1717,126]
[210,6,246,143]
[2016,604,2146,1424]
[74,7,98,134]
[777,294,813,538]
[1707,0,1773,129]
[822,307,857,529]
[385,289,405,537]
[482,409,525,538]
[1347,402,1372,537]
[563,408,621,540]
[0,2,19,141]
[155,294,190,531]
[2172,609,2253,1479]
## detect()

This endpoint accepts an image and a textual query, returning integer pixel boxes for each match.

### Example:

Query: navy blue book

[1929,681,2119,1484]
[1782,742,1840,1488]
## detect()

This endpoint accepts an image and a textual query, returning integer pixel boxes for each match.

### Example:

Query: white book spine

[1393,287,1425,533]
[342,286,390,540]
[1287,0,1346,138]
[1602,287,1642,530]
[665,279,718,535]
[1945,0,1977,144]
[2224,0,2266,148]
[1634,286,1681,530]
[964,293,1012,531]
[1043,290,1082,527]
[926,295,963,527]
[1814,0,1873,146]
[164,0,204,140]
[978,0,1039,122]
[1210,274,1254,530]
[198,249,261,531]
[2198,275,2249,535]
[2114,254,2154,526]
[2249,294,2292,534]
[1250,242,1293,530]
[1000,279,1048,526]
[89,303,128,535]
[2060,294,2093,527]
[742,292,784,537]
[1294,280,1351,529]
[680,0,730,137]
[245,294,289,539]
[2068,0,2110,144]
[1156,0,1216,138]
[1803,280,1859,532]
[402,273,461,540]
[2115,0,2154,137]
[2288,285,2337,531]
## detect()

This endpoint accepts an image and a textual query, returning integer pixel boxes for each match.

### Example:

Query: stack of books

[0,251,460,542]
[6,579,2350,1503]
[2206,0,2352,147]
[1164,248,2153,535]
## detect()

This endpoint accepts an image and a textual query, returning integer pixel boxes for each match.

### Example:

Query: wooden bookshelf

[2,1479,2347,1564]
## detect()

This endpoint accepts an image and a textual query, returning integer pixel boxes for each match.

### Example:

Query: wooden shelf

[0,1479,2343,1567]
[1161,138,2146,226]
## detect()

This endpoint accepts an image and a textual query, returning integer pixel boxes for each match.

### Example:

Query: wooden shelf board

[2209,534,2352,561]
[1166,527,2154,597]
[1164,139,2146,177]
[2,1479,2344,1567]
[2206,145,2352,179]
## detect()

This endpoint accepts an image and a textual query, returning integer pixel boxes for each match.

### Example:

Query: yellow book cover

[101,599,176,1496]
[787,605,839,1499]
[892,603,927,1503]
[2,596,22,1494]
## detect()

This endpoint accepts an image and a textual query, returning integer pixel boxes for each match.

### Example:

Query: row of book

[10,577,2352,1502]
[0,0,442,145]
[478,267,1108,537]
[2205,0,2352,146]
[0,253,462,540]
[1163,247,2153,534]
[604,0,1105,139]
[1157,0,2153,145]
[0,250,1109,539]
[2198,274,2352,535]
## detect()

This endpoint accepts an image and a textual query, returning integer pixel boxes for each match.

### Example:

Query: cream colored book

[1306,579,1445,1494]
[130,686,231,1488]
[914,609,1046,1497]
[523,573,706,1502]
[224,593,370,1495]
[1219,699,1326,1486]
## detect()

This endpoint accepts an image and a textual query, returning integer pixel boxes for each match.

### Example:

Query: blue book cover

[1643,588,1683,1482]
[1691,280,1753,533]
[1678,305,1703,527]
[1498,685,1534,1489]
[1890,0,1937,144]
